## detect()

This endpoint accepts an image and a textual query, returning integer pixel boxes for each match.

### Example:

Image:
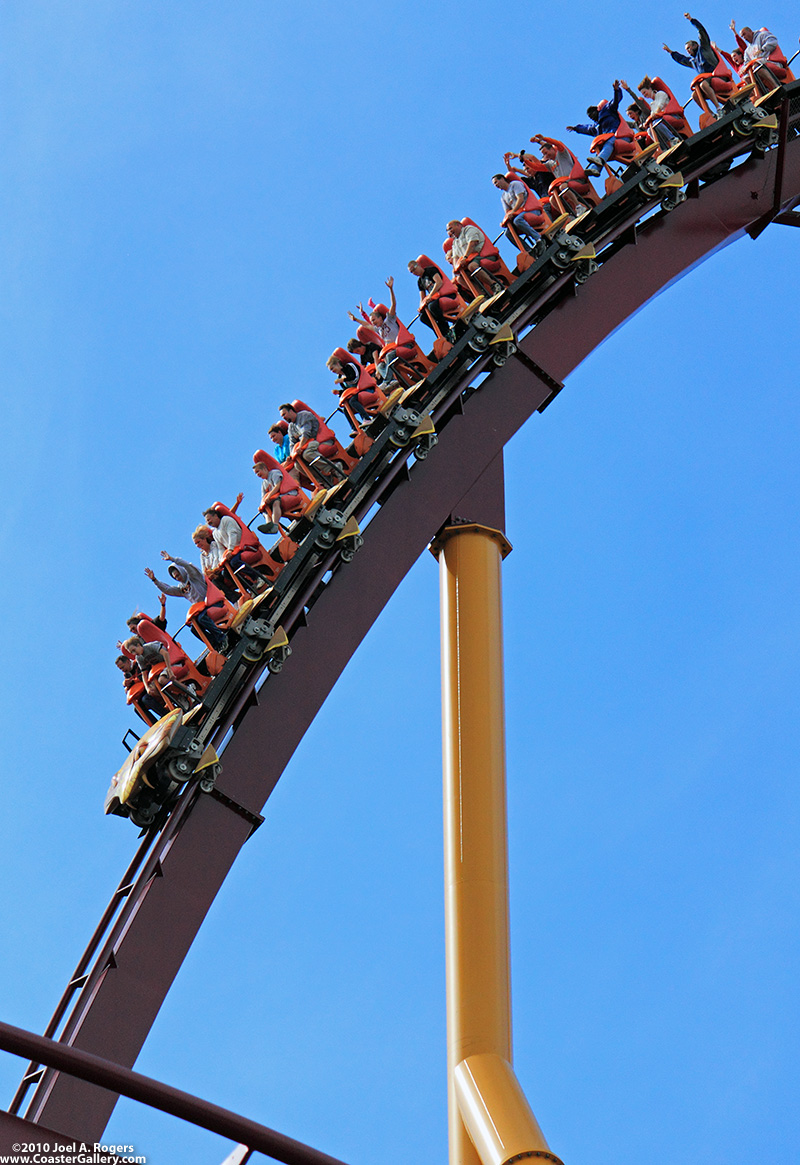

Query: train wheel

[389,426,411,447]
[242,640,266,662]
[661,189,687,212]
[165,754,194,782]
[130,806,156,829]
[548,249,566,269]
[574,260,598,285]
[414,434,439,460]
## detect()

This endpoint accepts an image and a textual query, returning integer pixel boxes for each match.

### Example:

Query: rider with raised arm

[349,276,429,384]
[145,552,229,650]
[734,21,790,93]
[530,133,600,213]
[635,76,691,143]
[567,80,631,178]
[502,149,552,198]
[663,13,732,117]
[716,22,746,81]
[349,278,400,347]
[125,594,167,638]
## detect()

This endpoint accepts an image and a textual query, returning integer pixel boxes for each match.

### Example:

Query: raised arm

[144,567,184,597]
[729,20,746,54]
[531,133,569,153]
[685,12,712,53]
[385,275,397,320]
[619,81,650,117]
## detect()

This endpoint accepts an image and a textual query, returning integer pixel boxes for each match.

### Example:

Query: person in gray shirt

[145,554,228,652]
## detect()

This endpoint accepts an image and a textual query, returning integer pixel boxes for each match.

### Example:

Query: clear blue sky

[0,2,798,1163]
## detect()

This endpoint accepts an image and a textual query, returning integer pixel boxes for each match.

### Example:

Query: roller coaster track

[6,80,800,1149]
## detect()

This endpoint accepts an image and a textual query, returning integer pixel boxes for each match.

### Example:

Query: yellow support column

[432,522,562,1165]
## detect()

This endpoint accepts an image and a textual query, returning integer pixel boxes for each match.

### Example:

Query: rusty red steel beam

[18,138,800,1146]
[0,1021,350,1165]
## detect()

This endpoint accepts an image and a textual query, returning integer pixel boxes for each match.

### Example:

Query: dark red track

[9,130,800,1146]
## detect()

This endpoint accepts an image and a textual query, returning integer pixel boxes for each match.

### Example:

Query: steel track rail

[9,87,800,1146]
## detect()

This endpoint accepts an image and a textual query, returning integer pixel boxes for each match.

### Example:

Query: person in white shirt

[202,507,262,593]
[446,220,498,296]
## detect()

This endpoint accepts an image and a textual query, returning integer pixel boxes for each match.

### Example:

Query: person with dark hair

[502,149,552,198]
[716,24,746,81]
[407,257,464,341]
[346,332,381,371]
[568,80,633,177]
[125,593,167,637]
[202,506,262,591]
[327,351,382,421]
[634,76,690,144]
[279,402,346,483]
[663,13,732,116]
[123,635,189,706]
[253,448,309,531]
[492,173,548,250]
[620,88,656,150]
[269,423,291,463]
[116,653,167,720]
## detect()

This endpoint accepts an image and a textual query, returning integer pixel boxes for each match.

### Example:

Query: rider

[491,173,548,251]
[663,13,733,116]
[269,423,291,463]
[637,76,691,142]
[446,220,498,296]
[407,256,464,341]
[202,506,262,591]
[116,653,167,720]
[327,351,383,419]
[568,80,632,177]
[145,554,229,650]
[253,448,309,533]
[279,401,347,484]
[530,133,599,213]
[735,22,791,93]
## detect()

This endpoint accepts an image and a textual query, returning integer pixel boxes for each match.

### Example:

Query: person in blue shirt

[567,80,632,177]
[663,13,732,117]
[268,424,292,463]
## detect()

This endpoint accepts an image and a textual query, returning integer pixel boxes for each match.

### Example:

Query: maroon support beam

[448,451,507,533]
[0,1021,350,1165]
[23,138,800,1143]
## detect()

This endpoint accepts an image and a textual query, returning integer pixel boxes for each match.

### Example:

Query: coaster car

[106,708,184,826]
